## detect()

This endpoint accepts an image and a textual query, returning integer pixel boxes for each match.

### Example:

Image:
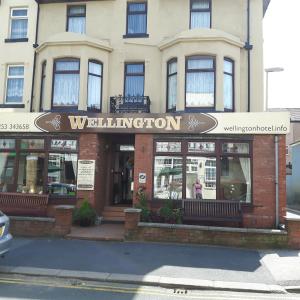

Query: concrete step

[102,216,125,223]
[103,206,131,212]
[102,211,126,218]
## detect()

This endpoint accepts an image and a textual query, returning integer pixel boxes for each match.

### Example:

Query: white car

[0,211,13,257]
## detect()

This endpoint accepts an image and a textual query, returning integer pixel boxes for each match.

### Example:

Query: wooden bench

[182,199,243,225]
[0,193,49,217]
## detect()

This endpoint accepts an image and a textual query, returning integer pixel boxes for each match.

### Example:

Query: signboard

[0,112,290,135]
[77,160,95,191]
[138,173,147,184]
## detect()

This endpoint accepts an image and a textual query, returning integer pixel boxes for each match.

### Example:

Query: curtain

[224,73,233,110]
[192,0,210,9]
[188,58,213,69]
[186,72,214,107]
[128,15,146,34]
[168,75,177,110]
[125,76,144,98]
[239,157,251,203]
[191,12,210,29]
[70,154,78,180]
[11,19,28,39]
[6,78,24,103]
[88,74,101,109]
[53,74,79,106]
[68,17,85,34]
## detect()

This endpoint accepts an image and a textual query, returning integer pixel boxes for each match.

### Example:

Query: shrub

[73,199,97,227]
[134,187,150,222]
[158,199,182,224]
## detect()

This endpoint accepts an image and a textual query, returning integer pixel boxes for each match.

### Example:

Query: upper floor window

[6,65,24,104]
[167,59,177,112]
[190,0,211,29]
[185,56,215,109]
[88,60,103,112]
[224,58,234,111]
[39,61,47,112]
[125,2,148,37]
[67,6,86,34]
[52,59,80,108]
[124,63,145,97]
[10,8,28,39]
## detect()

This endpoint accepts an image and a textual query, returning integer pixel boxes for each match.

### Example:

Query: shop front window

[17,153,45,194]
[154,156,183,199]
[0,152,16,192]
[47,153,78,196]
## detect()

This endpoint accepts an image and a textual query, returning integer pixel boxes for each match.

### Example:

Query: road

[0,274,299,300]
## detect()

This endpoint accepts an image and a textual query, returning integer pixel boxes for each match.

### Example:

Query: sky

[263,0,299,108]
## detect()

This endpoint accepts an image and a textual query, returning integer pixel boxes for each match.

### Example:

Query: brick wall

[243,135,286,228]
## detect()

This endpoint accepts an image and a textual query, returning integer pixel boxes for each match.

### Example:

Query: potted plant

[73,199,97,227]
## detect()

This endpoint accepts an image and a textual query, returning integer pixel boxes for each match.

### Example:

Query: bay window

[52,59,80,108]
[186,56,215,109]
[190,0,211,29]
[167,59,177,112]
[124,63,145,97]
[88,60,102,111]
[224,58,234,111]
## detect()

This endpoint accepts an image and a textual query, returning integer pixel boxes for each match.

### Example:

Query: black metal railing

[110,96,151,113]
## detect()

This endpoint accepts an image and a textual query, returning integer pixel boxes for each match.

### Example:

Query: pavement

[0,238,300,294]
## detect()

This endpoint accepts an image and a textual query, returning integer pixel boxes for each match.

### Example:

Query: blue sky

[263,0,299,108]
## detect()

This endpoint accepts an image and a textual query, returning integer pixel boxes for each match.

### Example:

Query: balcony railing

[110,96,151,113]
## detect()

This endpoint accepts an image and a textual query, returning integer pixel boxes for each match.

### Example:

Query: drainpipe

[244,0,253,112]
[30,2,40,112]
[275,135,279,228]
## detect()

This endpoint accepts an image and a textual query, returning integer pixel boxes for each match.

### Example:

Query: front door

[111,145,134,205]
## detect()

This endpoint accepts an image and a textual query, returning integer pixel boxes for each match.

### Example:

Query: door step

[102,206,131,222]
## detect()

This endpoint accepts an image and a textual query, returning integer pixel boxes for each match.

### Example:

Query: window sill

[123,33,149,39]
[0,104,25,108]
[4,38,28,43]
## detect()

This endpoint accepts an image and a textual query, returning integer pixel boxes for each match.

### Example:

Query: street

[0,274,299,300]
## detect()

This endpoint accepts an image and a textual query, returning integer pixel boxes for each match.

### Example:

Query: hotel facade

[0,0,289,229]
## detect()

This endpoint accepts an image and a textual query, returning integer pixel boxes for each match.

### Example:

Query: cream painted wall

[33,0,265,113]
[0,0,37,112]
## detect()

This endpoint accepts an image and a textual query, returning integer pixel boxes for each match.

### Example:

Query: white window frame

[5,65,25,104]
[9,7,28,39]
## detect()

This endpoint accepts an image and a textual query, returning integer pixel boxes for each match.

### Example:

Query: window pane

[56,61,79,72]
[168,61,177,74]
[20,139,45,150]
[168,74,177,110]
[220,157,251,203]
[186,157,216,200]
[17,153,45,194]
[154,156,182,199]
[47,153,77,196]
[11,19,28,38]
[186,72,214,107]
[51,139,77,151]
[128,3,146,12]
[69,6,85,15]
[191,11,210,28]
[188,142,215,153]
[224,73,233,110]
[0,152,16,192]
[156,142,181,153]
[192,0,210,9]
[88,74,102,110]
[128,14,146,34]
[68,17,85,34]
[53,73,79,106]
[187,58,213,70]
[9,66,24,76]
[125,76,144,96]
[222,143,249,154]
[127,64,143,74]
[12,9,27,17]
[0,139,15,149]
[224,60,233,74]
[89,62,102,76]
[6,78,24,103]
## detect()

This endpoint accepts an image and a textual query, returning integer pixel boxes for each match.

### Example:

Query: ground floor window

[0,136,78,196]
[153,139,252,203]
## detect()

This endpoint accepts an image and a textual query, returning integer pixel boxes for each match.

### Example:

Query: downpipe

[275,135,279,228]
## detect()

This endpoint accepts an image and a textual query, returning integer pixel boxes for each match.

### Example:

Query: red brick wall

[243,135,286,228]
[133,134,154,205]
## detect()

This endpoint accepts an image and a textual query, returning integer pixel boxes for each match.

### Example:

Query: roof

[263,0,271,16]
[268,108,300,122]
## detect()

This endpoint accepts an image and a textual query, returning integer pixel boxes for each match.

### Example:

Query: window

[167,59,177,112]
[6,66,24,104]
[10,8,28,39]
[125,2,148,37]
[224,58,234,111]
[67,6,86,34]
[190,0,211,29]
[88,60,102,111]
[153,140,252,203]
[124,63,144,97]
[52,59,80,108]
[0,152,16,193]
[40,61,47,111]
[186,56,215,108]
